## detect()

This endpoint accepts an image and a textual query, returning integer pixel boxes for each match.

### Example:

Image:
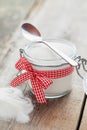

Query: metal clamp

[19,48,24,57]
[75,56,87,79]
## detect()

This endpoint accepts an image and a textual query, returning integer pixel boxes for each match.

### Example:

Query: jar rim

[23,39,77,67]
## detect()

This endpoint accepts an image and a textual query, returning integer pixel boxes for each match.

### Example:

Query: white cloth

[0,87,33,123]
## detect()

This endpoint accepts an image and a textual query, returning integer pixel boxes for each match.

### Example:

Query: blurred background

[0,0,87,60]
[0,0,36,57]
[0,0,36,45]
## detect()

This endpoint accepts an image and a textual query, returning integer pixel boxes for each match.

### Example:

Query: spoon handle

[43,41,78,66]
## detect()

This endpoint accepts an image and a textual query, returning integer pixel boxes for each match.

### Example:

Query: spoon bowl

[22,23,42,42]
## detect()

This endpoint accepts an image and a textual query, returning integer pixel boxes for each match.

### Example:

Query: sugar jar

[22,39,77,99]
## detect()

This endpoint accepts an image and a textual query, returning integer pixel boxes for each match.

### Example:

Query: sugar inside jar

[23,39,77,99]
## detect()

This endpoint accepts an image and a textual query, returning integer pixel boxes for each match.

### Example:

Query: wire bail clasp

[19,48,24,57]
[75,56,87,79]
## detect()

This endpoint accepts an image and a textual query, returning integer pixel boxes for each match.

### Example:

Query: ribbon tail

[10,73,30,87]
[31,78,47,103]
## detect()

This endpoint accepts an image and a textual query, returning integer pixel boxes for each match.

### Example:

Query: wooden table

[0,0,87,130]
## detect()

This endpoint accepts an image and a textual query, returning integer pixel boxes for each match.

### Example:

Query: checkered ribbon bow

[10,57,74,103]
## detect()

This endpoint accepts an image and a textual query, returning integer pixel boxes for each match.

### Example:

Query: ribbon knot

[10,57,53,103]
[10,57,74,103]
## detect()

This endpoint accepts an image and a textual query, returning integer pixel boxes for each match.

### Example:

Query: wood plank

[0,0,35,42]
[79,96,87,130]
[0,0,36,61]
[0,0,87,130]
[0,120,11,130]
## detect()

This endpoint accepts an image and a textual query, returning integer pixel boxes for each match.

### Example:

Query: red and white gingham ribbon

[10,57,74,103]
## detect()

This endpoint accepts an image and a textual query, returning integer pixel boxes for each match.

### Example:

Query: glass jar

[22,39,77,99]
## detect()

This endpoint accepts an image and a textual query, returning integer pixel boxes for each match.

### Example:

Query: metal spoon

[21,23,78,66]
